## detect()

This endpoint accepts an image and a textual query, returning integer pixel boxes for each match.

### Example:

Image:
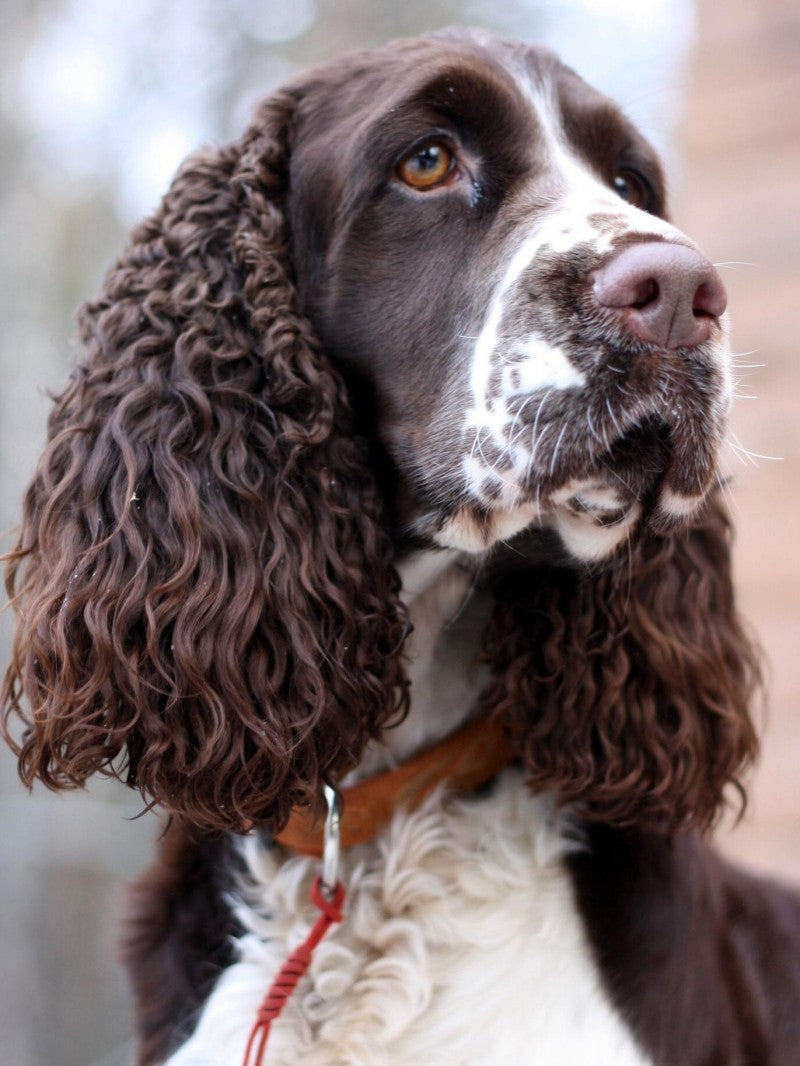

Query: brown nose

[592,242,727,350]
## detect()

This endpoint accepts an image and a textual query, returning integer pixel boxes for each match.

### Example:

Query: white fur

[434,503,542,553]
[162,555,652,1066]
[459,77,729,563]
[522,81,681,247]
[550,480,624,512]
[658,487,708,519]
[552,501,641,561]
[164,774,653,1066]
[350,555,489,781]
[467,230,587,444]
[394,549,457,603]
[462,82,683,490]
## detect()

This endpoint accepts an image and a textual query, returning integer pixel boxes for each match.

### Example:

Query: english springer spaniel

[3,28,800,1066]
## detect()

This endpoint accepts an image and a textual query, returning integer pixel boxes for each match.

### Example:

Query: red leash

[242,876,346,1066]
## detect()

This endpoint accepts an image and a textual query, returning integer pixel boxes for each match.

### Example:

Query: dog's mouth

[431,411,719,559]
[540,418,676,558]
[558,416,670,499]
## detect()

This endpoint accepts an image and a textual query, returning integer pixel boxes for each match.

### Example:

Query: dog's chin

[398,409,716,562]
[430,411,717,561]
[432,498,640,563]
[432,474,711,564]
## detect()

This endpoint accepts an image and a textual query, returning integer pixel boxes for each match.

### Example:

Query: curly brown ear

[1,91,408,833]
[482,494,760,834]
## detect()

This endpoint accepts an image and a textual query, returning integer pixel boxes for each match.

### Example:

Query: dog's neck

[348,550,492,783]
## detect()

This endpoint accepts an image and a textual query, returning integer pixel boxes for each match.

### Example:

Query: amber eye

[613,169,652,211]
[397,141,455,190]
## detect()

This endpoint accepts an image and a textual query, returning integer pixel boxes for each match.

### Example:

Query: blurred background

[1,0,798,1062]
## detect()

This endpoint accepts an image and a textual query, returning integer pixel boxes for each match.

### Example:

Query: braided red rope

[242,876,346,1066]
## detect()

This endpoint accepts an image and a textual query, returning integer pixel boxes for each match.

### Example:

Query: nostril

[593,241,727,349]
[630,277,659,310]
[692,278,727,320]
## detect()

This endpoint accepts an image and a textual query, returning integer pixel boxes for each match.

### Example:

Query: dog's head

[290,31,730,561]
[1,31,758,834]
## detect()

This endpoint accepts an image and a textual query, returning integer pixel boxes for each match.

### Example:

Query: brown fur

[1,34,758,842]
[123,822,242,1063]
[483,497,760,832]
[0,91,409,834]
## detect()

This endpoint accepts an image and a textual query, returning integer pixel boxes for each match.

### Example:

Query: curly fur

[482,499,760,833]
[163,775,653,1066]
[0,34,758,838]
[1,91,409,833]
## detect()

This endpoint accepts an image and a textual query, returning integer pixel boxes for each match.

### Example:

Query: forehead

[293,34,634,162]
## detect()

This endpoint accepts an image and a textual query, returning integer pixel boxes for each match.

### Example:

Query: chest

[164,773,652,1066]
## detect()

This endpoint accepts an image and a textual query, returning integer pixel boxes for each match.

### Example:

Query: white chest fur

[164,772,653,1066]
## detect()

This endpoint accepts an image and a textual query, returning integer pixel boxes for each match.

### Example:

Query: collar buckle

[321,784,343,897]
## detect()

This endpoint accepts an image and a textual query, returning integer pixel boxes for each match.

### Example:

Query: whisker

[468,427,481,469]
[727,442,782,464]
[597,456,633,492]
[507,393,537,450]
[526,391,552,472]
[714,467,739,517]
[585,402,606,449]
[604,395,623,439]
[712,261,760,270]
[548,422,569,478]
[727,429,783,464]
[722,441,750,469]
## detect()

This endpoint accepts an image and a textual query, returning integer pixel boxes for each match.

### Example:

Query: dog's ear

[1,90,408,833]
[483,493,760,834]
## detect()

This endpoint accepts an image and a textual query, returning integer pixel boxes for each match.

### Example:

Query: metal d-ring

[321,784,343,898]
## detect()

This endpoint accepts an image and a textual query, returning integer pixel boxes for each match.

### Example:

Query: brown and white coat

[3,29,800,1066]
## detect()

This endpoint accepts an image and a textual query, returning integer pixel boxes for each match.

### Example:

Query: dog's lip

[562,496,635,527]
[543,479,641,534]
[419,405,716,547]
[514,415,670,509]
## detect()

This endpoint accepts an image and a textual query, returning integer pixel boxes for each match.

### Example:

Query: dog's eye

[397,141,455,190]
[613,169,652,210]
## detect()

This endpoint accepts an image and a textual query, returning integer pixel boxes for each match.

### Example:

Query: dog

[4,28,800,1065]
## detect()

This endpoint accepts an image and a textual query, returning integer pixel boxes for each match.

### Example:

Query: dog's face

[291,32,730,561]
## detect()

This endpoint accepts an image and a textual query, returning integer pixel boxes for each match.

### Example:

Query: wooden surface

[678,0,800,880]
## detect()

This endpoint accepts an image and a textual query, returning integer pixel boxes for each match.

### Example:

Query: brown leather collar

[274,716,515,857]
